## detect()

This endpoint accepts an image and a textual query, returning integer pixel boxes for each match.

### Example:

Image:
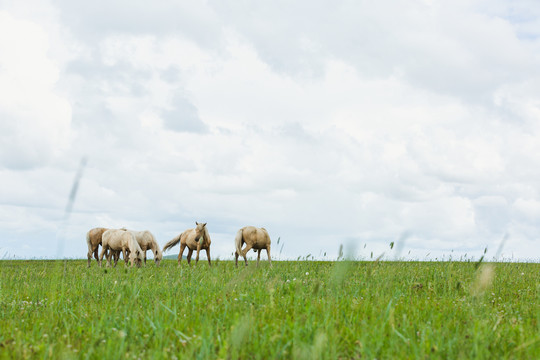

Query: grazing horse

[86,227,108,267]
[163,222,212,266]
[124,230,163,266]
[235,226,272,267]
[99,229,144,268]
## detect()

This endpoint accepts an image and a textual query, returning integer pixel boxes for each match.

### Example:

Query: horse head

[130,249,143,268]
[154,248,163,266]
[195,222,207,243]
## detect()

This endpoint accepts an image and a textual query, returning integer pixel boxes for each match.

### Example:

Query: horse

[99,229,144,268]
[123,229,163,266]
[87,227,125,267]
[86,227,108,267]
[163,222,212,266]
[235,226,272,267]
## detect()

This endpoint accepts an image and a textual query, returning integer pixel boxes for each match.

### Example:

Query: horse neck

[149,239,161,254]
[202,228,211,246]
[130,236,142,252]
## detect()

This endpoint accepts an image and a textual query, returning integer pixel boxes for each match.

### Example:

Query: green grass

[0,259,538,359]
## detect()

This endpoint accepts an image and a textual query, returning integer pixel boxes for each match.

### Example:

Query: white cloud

[0,11,71,169]
[0,1,539,261]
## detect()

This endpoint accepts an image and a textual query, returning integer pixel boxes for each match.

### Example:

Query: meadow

[0,259,538,359]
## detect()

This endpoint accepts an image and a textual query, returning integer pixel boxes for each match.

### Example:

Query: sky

[1,0,539,261]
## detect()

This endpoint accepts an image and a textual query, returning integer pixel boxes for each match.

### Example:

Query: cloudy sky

[1,0,539,261]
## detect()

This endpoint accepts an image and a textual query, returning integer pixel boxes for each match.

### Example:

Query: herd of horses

[86,223,272,268]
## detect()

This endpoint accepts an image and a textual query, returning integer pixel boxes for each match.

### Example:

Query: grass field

[0,259,538,359]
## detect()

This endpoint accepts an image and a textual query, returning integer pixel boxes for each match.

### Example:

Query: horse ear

[203,223,207,227]
[196,221,199,225]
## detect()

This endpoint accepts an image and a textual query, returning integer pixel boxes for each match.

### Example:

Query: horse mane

[202,225,211,246]
[148,232,163,258]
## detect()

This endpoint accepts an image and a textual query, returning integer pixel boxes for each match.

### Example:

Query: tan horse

[124,230,163,266]
[99,229,144,268]
[86,227,108,267]
[235,226,272,267]
[163,222,212,266]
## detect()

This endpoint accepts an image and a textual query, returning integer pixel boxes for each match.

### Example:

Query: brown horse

[99,229,144,268]
[86,227,108,267]
[235,226,272,267]
[163,222,212,266]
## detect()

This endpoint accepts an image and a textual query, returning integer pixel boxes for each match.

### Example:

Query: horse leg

[195,244,202,265]
[206,248,211,266]
[87,249,92,268]
[235,251,239,268]
[98,246,107,267]
[266,245,272,267]
[256,249,261,267]
[113,251,119,267]
[241,243,253,266]
[105,248,113,268]
[122,249,129,267]
[187,249,193,265]
[143,247,147,265]
[178,244,186,266]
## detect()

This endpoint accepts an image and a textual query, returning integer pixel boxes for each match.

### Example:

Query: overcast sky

[1,0,539,261]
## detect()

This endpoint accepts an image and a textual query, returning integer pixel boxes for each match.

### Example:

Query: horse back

[88,227,108,247]
[242,226,270,248]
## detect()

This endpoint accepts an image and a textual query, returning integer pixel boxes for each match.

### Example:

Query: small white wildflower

[286,279,290,283]
[305,272,309,276]
[293,278,296,281]
[521,273,524,275]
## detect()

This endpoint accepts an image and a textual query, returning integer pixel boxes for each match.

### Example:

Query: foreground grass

[0,260,538,359]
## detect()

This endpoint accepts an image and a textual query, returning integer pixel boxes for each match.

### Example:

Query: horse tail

[86,230,92,252]
[235,228,244,255]
[163,234,181,252]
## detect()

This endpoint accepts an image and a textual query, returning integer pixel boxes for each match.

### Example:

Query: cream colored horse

[123,230,163,266]
[86,227,108,267]
[86,227,124,267]
[235,226,272,267]
[99,229,144,267]
[163,222,212,266]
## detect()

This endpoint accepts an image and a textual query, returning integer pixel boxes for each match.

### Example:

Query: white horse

[124,229,163,266]
[235,226,272,267]
[99,229,144,268]
[86,227,123,267]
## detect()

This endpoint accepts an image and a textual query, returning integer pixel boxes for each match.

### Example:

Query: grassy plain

[0,259,538,359]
